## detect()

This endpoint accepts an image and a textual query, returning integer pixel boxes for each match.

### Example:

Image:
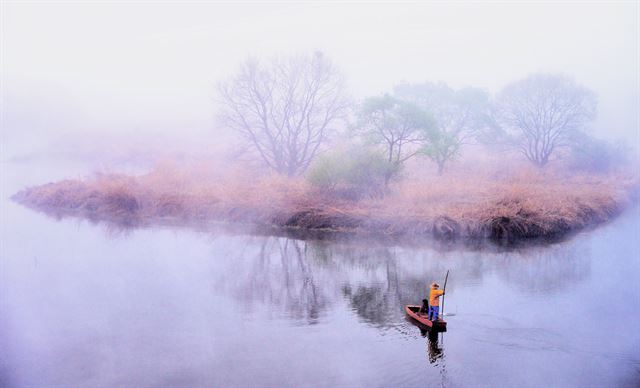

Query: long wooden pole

[441,269,450,317]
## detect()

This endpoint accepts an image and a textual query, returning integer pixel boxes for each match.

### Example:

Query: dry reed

[12,161,637,244]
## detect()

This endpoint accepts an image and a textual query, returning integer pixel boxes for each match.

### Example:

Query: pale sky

[2,1,639,152]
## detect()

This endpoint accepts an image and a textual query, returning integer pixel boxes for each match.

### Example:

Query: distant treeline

[217,52,629,198]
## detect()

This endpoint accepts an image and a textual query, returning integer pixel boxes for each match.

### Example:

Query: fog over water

[2,3,640,388]
[1,161,640,387]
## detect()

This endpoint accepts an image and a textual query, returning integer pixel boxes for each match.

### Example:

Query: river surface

[1,160,639,387]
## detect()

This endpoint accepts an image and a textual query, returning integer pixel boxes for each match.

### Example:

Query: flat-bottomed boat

[405,305,447,331]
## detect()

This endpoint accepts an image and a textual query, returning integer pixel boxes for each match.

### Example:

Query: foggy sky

[2,2,638,156]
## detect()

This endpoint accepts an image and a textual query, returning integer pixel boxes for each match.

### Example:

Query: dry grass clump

[13,161,312,226]
[365,168,632,241]
[12,161,637,244]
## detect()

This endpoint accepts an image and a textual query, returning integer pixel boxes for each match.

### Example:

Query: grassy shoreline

[12,165,636,245]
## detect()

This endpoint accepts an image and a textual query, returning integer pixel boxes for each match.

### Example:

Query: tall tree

[356,94,435,182]
[218,52,349,176]
[394,82,492,175]
[496,73,597,167]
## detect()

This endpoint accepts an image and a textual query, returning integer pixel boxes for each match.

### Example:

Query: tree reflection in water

[33,207,590,320]
[224,237,334,324]
[59,213,591,329]
[213,234,590,331]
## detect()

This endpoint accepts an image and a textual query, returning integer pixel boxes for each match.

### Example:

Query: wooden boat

[405,305,447,331]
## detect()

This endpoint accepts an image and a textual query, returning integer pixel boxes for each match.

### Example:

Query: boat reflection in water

[412,321,444,365]
[415,325,448,387]
[426,330,444,365]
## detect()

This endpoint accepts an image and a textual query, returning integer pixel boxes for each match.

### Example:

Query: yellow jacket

[429,288,444,306]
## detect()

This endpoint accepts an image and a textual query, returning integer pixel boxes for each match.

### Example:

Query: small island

[12,160,636,245]
[12,58,638,245]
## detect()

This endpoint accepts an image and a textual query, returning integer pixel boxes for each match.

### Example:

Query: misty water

[2,161,639,388]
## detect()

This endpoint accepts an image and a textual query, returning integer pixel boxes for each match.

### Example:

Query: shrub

[307,148,397,200]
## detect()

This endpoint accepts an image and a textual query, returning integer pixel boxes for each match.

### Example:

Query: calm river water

[1,161,639,387]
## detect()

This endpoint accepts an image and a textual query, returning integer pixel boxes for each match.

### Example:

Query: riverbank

[12,164,636,244]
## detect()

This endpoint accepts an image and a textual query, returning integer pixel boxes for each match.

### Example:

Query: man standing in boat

[428,282,445,321]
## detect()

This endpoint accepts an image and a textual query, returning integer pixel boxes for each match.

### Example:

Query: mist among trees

[495,73,597,167]
[218,52,350,177]
[218,52,625,198]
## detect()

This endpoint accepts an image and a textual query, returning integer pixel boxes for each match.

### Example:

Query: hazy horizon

[2,2,639,160]
[2,5,640,387]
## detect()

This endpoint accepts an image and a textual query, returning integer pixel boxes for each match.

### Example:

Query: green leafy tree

[356,95,435,182]
[419,131,461,175]
[395,82,492,175]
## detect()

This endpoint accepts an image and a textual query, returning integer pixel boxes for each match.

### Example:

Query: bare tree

[218,52,349,176]
[496,73,597,167]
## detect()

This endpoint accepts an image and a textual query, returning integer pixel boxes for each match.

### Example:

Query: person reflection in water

[427,330,443,364]
[419,328,444,364]
[428,282,445,321]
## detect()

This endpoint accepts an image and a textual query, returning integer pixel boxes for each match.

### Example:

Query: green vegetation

[307,148,398,199]
[394,82,493,175]
[216,54,604,177]
[354,95,435,182]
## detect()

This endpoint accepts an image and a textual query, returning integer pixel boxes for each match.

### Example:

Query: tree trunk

[384,171,392,188]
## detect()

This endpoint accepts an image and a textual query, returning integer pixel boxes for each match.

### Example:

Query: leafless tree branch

[217,52,349,176]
